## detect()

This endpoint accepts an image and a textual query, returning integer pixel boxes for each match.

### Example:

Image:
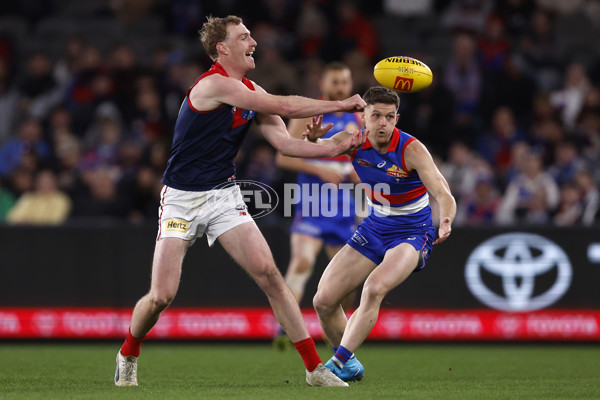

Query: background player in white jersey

[274,62,361,348]
[306,86,456,381]
[114,15,368,388]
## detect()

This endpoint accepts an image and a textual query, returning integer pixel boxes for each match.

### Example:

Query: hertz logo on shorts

[165,219,189,233]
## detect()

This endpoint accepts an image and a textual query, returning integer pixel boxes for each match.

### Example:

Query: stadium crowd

[0,0,599,227]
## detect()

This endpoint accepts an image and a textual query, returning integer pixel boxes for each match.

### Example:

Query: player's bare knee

[362,280,387,304]
[147,292,174,312]
[313,291,336,316]
[254,262,285,291]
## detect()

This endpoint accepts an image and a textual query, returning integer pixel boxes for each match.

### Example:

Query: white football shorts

[157,184,254,247]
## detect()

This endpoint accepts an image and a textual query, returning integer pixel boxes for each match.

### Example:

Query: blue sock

[332,345,353,368]
[333,346,355,360]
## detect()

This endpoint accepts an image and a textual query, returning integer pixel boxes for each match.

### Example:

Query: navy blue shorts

[347,211,436,270]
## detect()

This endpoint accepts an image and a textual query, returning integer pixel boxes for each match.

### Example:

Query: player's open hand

[336,128,368,156]
[433,217,452,245]
[340,94,366,112]
[303,115,334,142]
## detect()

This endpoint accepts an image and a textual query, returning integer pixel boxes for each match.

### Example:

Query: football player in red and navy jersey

[309,86,456,381]
[114,15,367,388]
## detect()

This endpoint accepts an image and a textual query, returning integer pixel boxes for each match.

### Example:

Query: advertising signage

[0,226,598,340]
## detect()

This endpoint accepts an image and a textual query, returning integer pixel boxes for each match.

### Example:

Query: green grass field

[0,342,598,399]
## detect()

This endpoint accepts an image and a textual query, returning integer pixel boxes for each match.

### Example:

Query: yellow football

[373,56,433,93]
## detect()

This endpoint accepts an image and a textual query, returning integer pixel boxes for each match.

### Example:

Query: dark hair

[199,15,243,61]
[363,86,400,109]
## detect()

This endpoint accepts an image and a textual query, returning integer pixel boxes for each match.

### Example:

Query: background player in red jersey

[305,86,455,381]
[114,15,367,388]
[274,62,361,348]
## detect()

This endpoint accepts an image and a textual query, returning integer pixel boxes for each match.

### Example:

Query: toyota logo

[465,233,572,312]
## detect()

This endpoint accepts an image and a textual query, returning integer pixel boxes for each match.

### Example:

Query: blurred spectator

[496,150,560,224]
[295,0,330,60]
[504,140,530,185]
[342,50,378,97]
[0,179,15,223]
[80,119,123,174]
[529,119,564,162]
[477,14,512,73]
[66,45,115,134]
[440,141,492,202]
[443,32,482,141]
[119,164,161,224]
[53,134,82,193]
[83,102,124,149]
[18,52,63,120]
[0,58,18,144]
[145,140,169,174]
[548,139,586,186]
[480,54,536,124]
[441,0,494,34]
[514,9,562,91]
[6,169,33,200]
[47,106,77,167]
[476,106,526,181]
[53,36,85,86]
[109,43,139,124]
[6,169,71,225]
[550,62,591,130]
[575,109,600,173]
[553,181,583,226]
[132,84,167,141]
[494,0,536,39]
[576,168,600,225]
[70,168,130,220]
[0,118,50,178]
[455,174,501,226]
[247,23,299,96]
[334,0,380,62]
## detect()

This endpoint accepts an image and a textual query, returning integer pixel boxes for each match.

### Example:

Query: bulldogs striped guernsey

[351,127,430,218]
[162,62,256,191]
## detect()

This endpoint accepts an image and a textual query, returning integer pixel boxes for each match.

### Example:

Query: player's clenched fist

[340,94,366,112]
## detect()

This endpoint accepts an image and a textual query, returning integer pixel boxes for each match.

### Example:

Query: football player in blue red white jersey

[114,15,368,388]
[309,86,456,382]
[274,62,361,348]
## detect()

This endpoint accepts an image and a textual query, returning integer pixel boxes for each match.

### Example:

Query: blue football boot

[325,357,365,382]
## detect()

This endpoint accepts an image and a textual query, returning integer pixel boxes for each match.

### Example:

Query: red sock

[120,328,145,357]
[294,337,322,372]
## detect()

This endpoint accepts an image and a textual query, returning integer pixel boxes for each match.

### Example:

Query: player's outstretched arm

[404,140,456,245]
[258,113,366,159]
[275,117,345,184]
[190,76,365,118]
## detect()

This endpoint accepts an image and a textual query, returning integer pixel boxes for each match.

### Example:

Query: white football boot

[305,363,349,387]
[114,351,138,386]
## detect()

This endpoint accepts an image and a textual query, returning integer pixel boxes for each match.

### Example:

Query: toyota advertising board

[0,226,599,340]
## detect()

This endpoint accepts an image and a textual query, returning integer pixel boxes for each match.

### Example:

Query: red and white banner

[0,308,598,341]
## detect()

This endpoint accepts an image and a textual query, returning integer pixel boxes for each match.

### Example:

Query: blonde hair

[199,15,243,61]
